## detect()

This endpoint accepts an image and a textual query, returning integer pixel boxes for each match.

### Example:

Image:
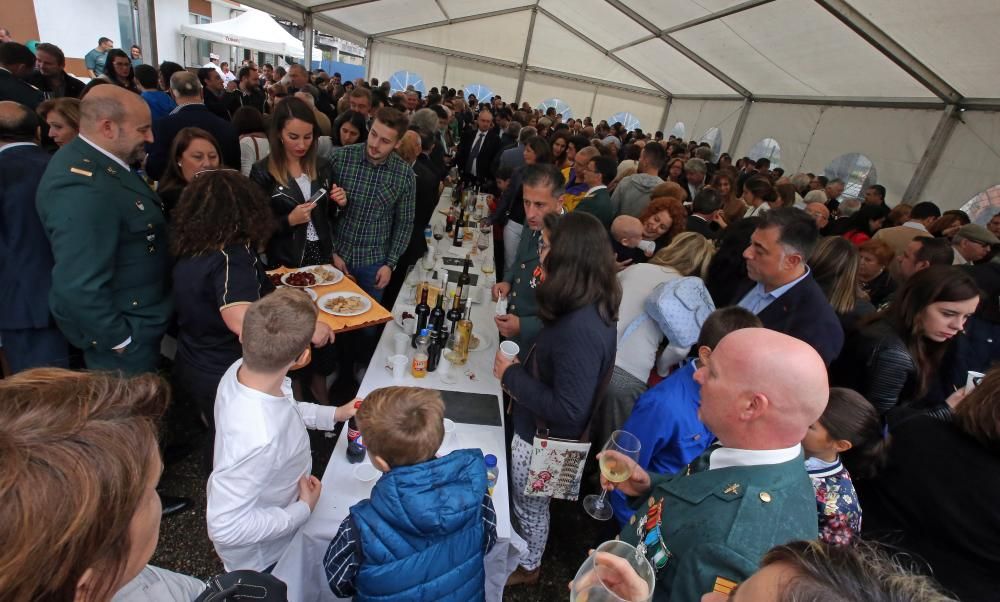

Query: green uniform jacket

[619,454,818,602]
[504,227,542,359]
[36,137,172,354]
[573,187,613,229]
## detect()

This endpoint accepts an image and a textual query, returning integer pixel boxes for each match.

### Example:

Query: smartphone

[966,370,985,394]
[306,188,327,205]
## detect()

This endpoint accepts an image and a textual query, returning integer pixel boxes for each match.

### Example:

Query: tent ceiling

[245,0,1000,106]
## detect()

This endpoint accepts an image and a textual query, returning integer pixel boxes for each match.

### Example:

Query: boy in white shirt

[207,288,356,571]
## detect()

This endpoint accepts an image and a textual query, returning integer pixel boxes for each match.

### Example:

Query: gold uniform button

[131,300,139,307]
[629,514,637,526]
[512,291,517,297]
[91,340,98,346]
[509,304,516,311]
[147,223,153,229]
[759,492,772,503]
[515,278,521,284]
[520,263,526,269]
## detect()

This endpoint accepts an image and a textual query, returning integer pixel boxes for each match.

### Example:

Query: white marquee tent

[241,0,1000,213]
[181,7,322,61]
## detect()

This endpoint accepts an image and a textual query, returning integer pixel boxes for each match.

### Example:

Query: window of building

[117,0,140,55]
[608,111,640,131]
[960,185,1000,225]
[464,84,494,104]
[748,138,781,169]
[187,14,211,65]
[669,121,685,139]
[824,153,877,200]
[699,127,723,160]
[538,98,573,119]
[388,70,426,95]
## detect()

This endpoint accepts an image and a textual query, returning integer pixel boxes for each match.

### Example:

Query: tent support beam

[136,0,159,67]
[663,0,775,34]
[813,0,961,105]
[601,0,750,98]
[525,66,663,97]
[309,0,379,13]
[303,12,314,68]
[241,0,368,41]
[728,98,752,156]
[588,89,598,120]
[363,36,372,77]
[903,105,959,202]
[535,7,671,97]
[659,97,672,133]
[375,38,520,69]
[372,5,534,38]
[514,4,538,106]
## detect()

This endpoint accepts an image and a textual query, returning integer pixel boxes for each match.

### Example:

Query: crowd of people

[1,30,998,602]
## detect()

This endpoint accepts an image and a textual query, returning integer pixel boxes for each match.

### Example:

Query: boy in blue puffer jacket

[323,386,497,601]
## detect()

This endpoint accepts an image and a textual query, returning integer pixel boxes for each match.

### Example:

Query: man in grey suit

[498,125,535,172]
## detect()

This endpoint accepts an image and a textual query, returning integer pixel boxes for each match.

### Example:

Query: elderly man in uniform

[36,84,172,375]
[491,163,564,359]
[605,328,828,601]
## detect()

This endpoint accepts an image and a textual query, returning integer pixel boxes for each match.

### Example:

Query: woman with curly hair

[639,193,687,254]
[170,170,333,426]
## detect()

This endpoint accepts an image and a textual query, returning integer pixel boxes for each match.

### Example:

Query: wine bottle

[413,287,430,347]
[454,306,474,366]
[458,255,472,309]
[429,286,446,331]
[447,289,463,334]
[427,329,442,372]
[453,203,465,247]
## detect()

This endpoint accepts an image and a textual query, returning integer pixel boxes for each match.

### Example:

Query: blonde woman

[810,236,875,332]
[592,232,716,444]
[37,97,80,147]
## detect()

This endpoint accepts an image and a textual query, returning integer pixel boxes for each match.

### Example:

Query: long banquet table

[272,189,526,601]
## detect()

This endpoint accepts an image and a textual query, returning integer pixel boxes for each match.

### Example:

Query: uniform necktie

[686,442,722,474]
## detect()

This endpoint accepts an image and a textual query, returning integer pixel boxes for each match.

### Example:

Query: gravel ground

[152,372,617,601]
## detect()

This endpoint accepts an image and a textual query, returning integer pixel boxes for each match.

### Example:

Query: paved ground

[152,372,617,601]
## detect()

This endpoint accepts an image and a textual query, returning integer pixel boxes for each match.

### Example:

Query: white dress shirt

[738,267,811,315]
[709,443,802,471]
[207,359,338,571]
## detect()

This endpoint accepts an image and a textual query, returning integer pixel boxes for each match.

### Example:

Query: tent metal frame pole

[375,38,519,69]
[136,0,159,67]
[372,6,534,38]
[588,89,598,120]
[535,7,670,97]
[601,0,750,98]
[441,54,449,87]
[609,0,775,53]
[243,0,367,41]
[659,97,672,133]
[308,0,380,13]
[902,105,959,202]
[526,66,663,97]
[813,0,961,105]
[363,36,372,78]
[514,5,538,106]
[303,12,314,68]
[728,98,752,156]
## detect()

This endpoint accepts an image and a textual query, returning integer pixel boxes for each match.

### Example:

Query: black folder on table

[437,390,503,427]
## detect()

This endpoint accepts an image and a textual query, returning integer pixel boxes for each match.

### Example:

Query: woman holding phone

[250,97,347,269]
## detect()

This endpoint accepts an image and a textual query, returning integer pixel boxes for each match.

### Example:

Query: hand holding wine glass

[569,540,654,602]
[584,430,642,521]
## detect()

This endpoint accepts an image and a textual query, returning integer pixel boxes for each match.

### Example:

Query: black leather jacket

[832,319,917,415]
[249,159,337,269]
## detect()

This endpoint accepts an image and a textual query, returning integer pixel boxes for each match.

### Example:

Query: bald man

[608,328,828,601]
[36,84,172,374]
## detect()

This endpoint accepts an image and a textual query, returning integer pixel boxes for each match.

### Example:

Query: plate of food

[318,292,371,316]
[281,264,344,287]
[468,329,496,353]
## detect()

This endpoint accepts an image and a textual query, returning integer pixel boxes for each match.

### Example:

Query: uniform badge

[634,499,671,572]
[69,167,93,177]
[713,576,738,595]
[135,200,145,211]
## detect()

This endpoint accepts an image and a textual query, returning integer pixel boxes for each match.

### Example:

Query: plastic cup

[393,332,410,355]
[439,355,458,384]
[353,463,380,482]
[389,354,408,381]
[499,340,520,360]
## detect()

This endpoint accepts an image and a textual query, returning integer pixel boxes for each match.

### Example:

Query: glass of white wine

[481,254,495,276]
[584,430,641,521]
[569,540,654,602]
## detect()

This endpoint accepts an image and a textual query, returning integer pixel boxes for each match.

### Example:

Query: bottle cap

[420,328,429,336]
[484,454,497,467]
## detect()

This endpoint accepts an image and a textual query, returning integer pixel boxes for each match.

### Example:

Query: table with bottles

[272,188,526,601]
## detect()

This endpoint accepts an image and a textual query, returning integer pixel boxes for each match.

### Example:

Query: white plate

[318,292,372,316]
[280,264,344,287]
[394,304,417,333]
[305,288,318,301]
[468,329,496,353]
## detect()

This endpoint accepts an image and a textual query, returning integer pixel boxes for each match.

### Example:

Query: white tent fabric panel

[623,0,747,30]
[526,13,654,91]
[369,41,446,89]
[437,0,532,19]
[847,0,1000,99]
[591,88,665,133]
[388,11,530,64]
[919,111,1000,210]
[538,0,649,53]
[667,99,745,150]
[614,39,736,96]
[520,72,598,119]
[180,7,321,60]
[798,106,940,205]
[735,102,825,174]
[672,0,932,98]
[327,0,443,34]
[445,58,521,102]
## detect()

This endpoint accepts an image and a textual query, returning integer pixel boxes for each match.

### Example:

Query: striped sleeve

[215,246,265,310]
[323,516,361,598]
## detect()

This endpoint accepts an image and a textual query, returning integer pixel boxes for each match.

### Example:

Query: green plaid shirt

[329,143,415,268]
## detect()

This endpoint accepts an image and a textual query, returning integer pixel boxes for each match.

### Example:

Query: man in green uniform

[573,154,615,229]
[490,163,564,359]
[37,84,171,375]
[605,328,828,601]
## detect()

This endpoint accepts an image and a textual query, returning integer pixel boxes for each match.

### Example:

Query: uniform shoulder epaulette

[69,165,93,177]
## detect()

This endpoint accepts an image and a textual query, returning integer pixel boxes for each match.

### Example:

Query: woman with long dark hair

[742,174,777,218]
[101,48,139,93]
[157,126,222,218]
[831,265,980,416]
[842,203,891,246]
[332,109,368,147]
[493,211,620,586]
[809,236,875,332]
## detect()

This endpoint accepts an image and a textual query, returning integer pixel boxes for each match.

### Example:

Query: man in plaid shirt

[329,107,415,301]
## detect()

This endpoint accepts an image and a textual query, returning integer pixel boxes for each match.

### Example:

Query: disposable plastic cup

[499,340,520,360]
[389,354,408,381]
[393,332,410,355]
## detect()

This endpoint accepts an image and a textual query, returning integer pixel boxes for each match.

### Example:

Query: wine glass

[477,232,490,253]
[479,221,492,236]
[433,223,445,243]
[570,540,654,602]
[584,430,641,521]
[481,254,495,275]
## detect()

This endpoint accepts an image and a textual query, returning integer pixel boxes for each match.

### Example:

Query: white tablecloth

[272,190,525,601]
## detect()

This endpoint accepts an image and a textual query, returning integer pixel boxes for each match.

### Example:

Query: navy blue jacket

[0,144,54,330]
[145,104,241,180]
[737,274,844,365]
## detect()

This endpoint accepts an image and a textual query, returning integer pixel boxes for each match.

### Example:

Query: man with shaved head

[36,84,172,375]
[607,328,828,601]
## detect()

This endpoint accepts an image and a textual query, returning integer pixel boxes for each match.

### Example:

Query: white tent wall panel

[919,111,1000,210]
[330,0,444,34]
[624,0,747,30]
[538,0,649,53]
[437,0,533,19]
[591,88,665,132]
[369,41,446,88]
[388,11,530,64]
[797,106,939,206]
[444,58,522,102]
[735,102,825,171]
[614,38,735,96]
[666,99,745,149]
[520,72,597,118]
